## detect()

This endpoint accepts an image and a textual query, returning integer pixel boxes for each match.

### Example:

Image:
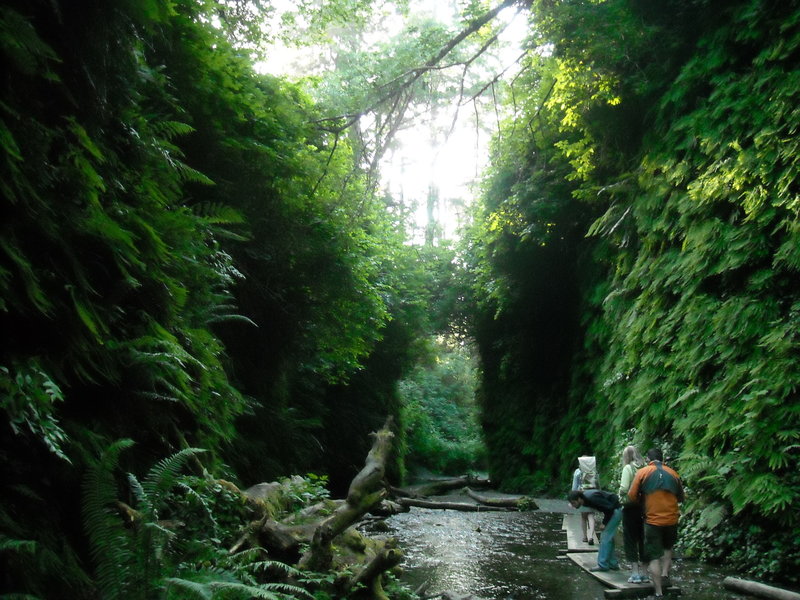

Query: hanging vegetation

[466,0,800,583]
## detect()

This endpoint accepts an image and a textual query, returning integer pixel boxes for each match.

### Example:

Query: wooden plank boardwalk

[561,514,681,598]
[560,512,598,552]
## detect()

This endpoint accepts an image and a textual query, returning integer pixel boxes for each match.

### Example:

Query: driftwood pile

[227,419,399,598]
[226,418,536,599]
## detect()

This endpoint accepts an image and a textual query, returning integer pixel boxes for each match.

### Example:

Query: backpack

[578,456,598,490]
[640,461,682,496]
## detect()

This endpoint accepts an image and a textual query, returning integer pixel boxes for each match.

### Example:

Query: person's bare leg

[581,513,589,542]
[649,558,663,595]
[662,549,673,582]
[587,512,596,543]
[661,548,672,577]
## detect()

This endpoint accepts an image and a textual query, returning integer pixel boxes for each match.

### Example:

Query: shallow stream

[380,500,745,600]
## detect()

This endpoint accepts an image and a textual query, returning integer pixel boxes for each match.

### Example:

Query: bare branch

[311,132,340,197]
[315,0,520,134]
[463,50,527,106]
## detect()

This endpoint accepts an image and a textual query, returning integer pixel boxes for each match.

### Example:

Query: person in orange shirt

[627,448,684,597]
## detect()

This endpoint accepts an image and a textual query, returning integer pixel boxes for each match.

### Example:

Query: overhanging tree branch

[313,0,523,135]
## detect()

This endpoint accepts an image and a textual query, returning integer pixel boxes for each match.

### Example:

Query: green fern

[164,577,312,600]
[173,159,216,186]
[226,549,301,577]
[164,577,213,600]
[192,201,246,225]
[0,5,60,79]
[83,444,216,599]
[0,363,70,462]
[0,536,37,555]
[140,447,207,511]
[0,237,51,314]
[219,548,303,587]
[209,580,312,599]
[81,439,136,600]
[0,483,93,597]
[152,120,196,141]
[175,480,219,531]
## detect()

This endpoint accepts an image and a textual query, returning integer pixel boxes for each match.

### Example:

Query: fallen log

[299,417,395,571]
[723,577,800,600]
[283,499,346,525]
[229,514,310,560]
[228,417,402,599]
[369,499,410,517]
[464,487,537,510]
[397,497,510,512]
[390,475,492,498]
[347,544,403,600]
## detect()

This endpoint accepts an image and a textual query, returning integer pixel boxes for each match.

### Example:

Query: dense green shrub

[399,338,486,477]
[80,442,314,600]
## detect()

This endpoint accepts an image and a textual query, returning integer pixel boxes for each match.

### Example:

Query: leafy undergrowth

[679,507,800,587]
[1,443,414,600]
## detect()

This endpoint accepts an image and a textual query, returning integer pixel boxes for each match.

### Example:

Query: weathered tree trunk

[299,418,395,571]
[369,499,410,517]
[465,487,537,509]
[348,543,403,600]
[390,475,492,498]
[723,577,800,600]
[397,497,509,512]
[228,417,401,600]
[229,514,311,560]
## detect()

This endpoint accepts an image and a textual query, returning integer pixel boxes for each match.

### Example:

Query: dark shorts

[643,523,678,561]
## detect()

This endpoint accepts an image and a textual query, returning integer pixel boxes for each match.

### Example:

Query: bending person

[568,488,622,572]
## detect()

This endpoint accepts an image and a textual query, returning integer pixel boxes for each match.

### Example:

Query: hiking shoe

[627,575,641,583]
[590,566,609,572]
[587,538,594,545]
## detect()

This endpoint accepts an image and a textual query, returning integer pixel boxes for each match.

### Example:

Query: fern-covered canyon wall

[0,0,456,594]
[466,0,800,582]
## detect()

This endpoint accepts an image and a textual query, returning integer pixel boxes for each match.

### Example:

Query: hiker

[628,448,685,597]
[618,445,647,584]
[571,455,599,544]
[568,488,622,572]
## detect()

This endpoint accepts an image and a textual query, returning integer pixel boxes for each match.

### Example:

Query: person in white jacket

[571,455,599,544]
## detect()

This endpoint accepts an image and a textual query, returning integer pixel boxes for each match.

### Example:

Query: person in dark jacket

[569,488,622,571]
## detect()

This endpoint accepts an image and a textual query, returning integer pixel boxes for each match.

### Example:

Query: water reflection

[383,507,742,600]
